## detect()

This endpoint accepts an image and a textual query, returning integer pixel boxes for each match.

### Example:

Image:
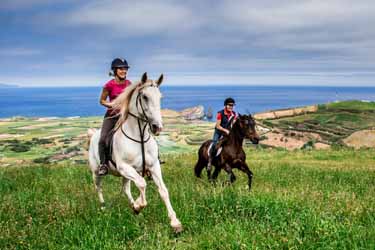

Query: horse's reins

[120,83,158,177]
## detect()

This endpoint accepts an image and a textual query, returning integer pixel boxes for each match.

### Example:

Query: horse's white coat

[88,74,182,232]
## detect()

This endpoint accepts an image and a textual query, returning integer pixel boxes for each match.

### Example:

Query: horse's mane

[110,81,141,130]
[111,80,155,130]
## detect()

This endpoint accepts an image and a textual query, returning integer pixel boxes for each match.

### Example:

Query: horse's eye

[143,95,148,101]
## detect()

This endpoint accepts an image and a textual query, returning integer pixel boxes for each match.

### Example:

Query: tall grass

[1,148,374,249]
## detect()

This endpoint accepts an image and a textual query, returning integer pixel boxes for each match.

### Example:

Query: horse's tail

[86,128,97,149]
[194,141,209,178]
[194,158,205,178]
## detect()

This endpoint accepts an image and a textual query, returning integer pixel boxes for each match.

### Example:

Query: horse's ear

[141,72,148,84]
[156,74,163,87]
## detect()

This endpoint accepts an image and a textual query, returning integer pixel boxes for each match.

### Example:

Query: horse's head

[237,114,259,144]
[136,72,164,135]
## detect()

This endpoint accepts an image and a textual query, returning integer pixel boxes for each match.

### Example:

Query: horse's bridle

[120,83,159,176]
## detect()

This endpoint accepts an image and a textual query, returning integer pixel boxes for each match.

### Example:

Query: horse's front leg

[237,161,253,190]
[149,162,183,233]
[117,162,147,214]
[122,177,134,205]
[92,173,105,210]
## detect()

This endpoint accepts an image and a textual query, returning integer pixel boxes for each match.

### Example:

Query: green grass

[322,100,375,111]
[264,101,375,143]
[1,148,374,249]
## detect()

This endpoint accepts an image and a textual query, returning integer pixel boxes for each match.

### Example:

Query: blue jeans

[210,131,221,156]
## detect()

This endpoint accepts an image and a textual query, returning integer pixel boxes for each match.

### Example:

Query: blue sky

[0,0,374,87]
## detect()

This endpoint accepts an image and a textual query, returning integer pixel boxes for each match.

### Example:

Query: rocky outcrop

[343,130,375,149]
[161,109,180,118]
[180,105,205,120]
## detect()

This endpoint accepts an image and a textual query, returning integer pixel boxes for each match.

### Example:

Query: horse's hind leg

[194,156,207,178]
[122,177,134,205]
[92,173,105,209]
[223,164,236,184]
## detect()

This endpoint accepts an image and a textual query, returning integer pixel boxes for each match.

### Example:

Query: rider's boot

[158,154,165,164]
[208,146,216,167]
[98,162,109,176]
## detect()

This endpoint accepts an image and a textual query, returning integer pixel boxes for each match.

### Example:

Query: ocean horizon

[1,85,375,118]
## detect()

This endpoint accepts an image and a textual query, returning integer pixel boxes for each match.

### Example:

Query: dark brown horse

[194,114,259,190]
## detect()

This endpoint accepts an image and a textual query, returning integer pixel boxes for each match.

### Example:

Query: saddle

[208,138,226,158]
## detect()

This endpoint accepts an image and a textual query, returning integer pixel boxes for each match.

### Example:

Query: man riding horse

[208,97,238,167]
[196,97,260,189]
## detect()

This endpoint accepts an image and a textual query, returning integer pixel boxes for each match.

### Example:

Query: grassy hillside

[263,100,375,144]
[1,148,374,249]
[1,100,375,248]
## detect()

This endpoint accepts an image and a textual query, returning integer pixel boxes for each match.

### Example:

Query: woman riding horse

[98,58,132,176]
[88,73,183,233]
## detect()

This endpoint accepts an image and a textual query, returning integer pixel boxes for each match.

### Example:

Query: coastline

[1,101,375,162]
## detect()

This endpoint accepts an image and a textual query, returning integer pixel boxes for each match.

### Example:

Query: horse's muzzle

[251,137,259,144]
[151,124,162,135]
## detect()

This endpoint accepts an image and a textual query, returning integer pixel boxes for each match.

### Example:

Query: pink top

[103,79,131,114]
[104,79,131,101]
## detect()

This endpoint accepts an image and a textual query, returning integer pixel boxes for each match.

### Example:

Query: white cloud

[162,72,375,86]
[59,0,197,36]
[0,0,73,10]
[2,0,375,86]
[3,70,374,87]
[0,48,42,56]
[0,75,106,87]
[218,0,375,33]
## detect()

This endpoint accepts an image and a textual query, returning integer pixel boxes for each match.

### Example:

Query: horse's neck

[227,123,244,147]
[121,113,150,139]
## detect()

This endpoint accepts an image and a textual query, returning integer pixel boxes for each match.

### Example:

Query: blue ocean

[1,86,375,118]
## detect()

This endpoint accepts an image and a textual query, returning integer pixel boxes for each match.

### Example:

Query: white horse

[87,73,182,233]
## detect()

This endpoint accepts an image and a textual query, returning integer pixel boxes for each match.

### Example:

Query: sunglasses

[227,103,235,107]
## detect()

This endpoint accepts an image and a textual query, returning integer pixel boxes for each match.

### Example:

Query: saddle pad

[208,143,222,157]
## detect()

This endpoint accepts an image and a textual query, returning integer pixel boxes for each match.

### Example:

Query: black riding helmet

[111,58,130,70]
[224,97,235,106]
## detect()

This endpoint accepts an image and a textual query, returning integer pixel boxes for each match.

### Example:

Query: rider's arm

[99,88,112,108]
[215,119,230,135]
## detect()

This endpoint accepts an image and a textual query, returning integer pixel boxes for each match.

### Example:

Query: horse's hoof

[208,178,216,184]
[132,206,141,215]
[223,181,231,186]
[133,209,140,215]
[173,224,183,234]
[100,203,106,211]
